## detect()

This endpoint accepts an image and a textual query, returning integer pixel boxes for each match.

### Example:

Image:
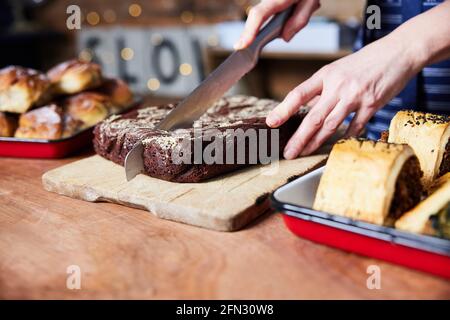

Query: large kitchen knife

[125,5,295,181]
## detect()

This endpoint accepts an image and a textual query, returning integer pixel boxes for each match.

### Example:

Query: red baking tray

[0,100,140,159]
[0,129,94,158]
[271,167,450,279]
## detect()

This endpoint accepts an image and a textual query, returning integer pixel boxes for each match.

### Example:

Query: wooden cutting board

[42,154,327,231]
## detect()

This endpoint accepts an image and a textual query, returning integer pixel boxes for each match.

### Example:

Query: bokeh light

[180,10,194,23]
[179,63,193,76]
[120,48,134,61]
[78,49,93,62]
[86,11,100,26]
[147,78,161,91]
[129,4,142,17]
[103,9,117,23]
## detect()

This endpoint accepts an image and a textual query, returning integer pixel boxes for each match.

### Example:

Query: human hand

[234,0,321,50]
[266,35,424,159]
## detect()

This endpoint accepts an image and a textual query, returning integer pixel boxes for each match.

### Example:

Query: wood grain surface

[0,151,449,299]
[42,155,327,231]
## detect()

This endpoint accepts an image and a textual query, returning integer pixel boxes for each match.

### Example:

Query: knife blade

[125,5,295,181]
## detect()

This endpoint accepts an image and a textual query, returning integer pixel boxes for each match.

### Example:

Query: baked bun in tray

[0,112,18,137]
[0,66,51,113]
[47,59,102,95]
[14,104,65,140]
[96,78,133,111]
[386,110,449,187]
[64,92,114,130]
[313,138,423,225]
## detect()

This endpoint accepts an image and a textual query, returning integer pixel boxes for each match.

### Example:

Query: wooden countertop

[0,151,449,299]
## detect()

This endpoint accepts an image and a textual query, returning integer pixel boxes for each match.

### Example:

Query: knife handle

[248,4,296,56]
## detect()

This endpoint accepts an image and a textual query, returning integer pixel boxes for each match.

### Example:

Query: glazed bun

[0,66,51,113]
[0,112,18,137]
[64,92,112,129]
[96,78,133,111]
[47,60,102,95]
[14,104,64,140]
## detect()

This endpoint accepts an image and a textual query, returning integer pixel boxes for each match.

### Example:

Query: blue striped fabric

[348,0,450,140]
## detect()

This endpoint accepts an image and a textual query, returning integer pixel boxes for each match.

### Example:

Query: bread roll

[313,138,423,225]
[47,60,102,95]
[387,110,450,187]
[96,78,133,111]
[395,173,450,234]
[0,112,18,137]
[14,104,64,140]
[0,66,51,113]
[64,92,111,129]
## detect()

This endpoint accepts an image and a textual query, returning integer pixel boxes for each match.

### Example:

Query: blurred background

[0,0,365,102]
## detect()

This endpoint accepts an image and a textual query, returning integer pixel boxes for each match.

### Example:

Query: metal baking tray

[271,166,450,279]
[0,99,140,159]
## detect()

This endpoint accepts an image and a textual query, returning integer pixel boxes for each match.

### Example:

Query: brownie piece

[94,95,305,182]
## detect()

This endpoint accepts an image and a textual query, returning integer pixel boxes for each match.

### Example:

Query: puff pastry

[313,138,423,225]
[15,104,64,140]
[64,92,112,129]
[47,60,102,95]
[96,78,133,111]
[0,66,51,113]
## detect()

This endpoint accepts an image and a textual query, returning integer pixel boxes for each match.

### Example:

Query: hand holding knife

[125,5,295,181]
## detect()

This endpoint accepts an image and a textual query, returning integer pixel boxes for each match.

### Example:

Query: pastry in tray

[0,59,134,140]
[313,138,423,225]
[0,66,51,113]
[395,173,450,238]
[380,110,449,187]
[94,95,305,183]
[96,78,133,110]
[64,92,115,130]
[13,92,118,140]
[0,112,18,137]
[47,60,102,95]
[14,104,66,140]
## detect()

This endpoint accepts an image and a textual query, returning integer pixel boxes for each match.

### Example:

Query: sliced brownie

[94,95,305,182]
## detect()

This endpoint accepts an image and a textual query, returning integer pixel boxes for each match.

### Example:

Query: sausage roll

[386,110,449,187]
[395,173,450,235]
[0,66,51,113]
[47,60,102,95]
[313,138,423,225]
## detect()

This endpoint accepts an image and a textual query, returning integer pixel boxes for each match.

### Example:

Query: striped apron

[350,0,450,139]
